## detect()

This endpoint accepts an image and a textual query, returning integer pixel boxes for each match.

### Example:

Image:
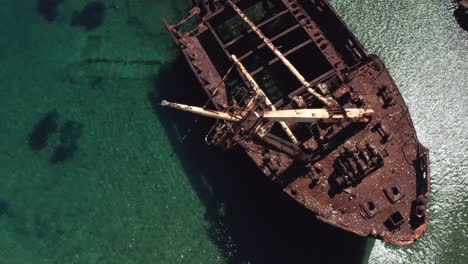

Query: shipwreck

[161,0,430,245]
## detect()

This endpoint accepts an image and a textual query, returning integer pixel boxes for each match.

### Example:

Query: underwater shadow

[50,121,84,164]
[71,1,106,31]
[29,111,59,151]
[0,198,9,217]
[37,0,64,22]
[454,7,468,31]
[148,56,371,264]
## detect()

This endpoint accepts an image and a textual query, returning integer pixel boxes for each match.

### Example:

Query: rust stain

[162,0,430,246]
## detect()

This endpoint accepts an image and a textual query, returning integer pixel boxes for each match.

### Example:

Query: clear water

[0,0,466,263]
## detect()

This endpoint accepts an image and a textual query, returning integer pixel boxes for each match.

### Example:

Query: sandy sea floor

[0,0,466,263]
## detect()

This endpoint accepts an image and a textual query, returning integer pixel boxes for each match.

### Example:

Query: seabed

[0,0,466,263]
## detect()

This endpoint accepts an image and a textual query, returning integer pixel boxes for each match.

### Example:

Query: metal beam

[161,100,373,123]
[237,23,301,62]
[250,39,313,76]
[223,9,290,48]
[227,0,336,107]
[263,109,373,123]
[280,0,346,80]
[231,55,300,145]
[161,100,242,122]
[205,21,233,60]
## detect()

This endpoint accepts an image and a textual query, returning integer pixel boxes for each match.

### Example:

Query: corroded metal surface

[163,0,430,245]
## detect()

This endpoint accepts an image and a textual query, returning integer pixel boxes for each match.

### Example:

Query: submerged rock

[50,121,84,164]
[37,0,64,22]
[29,111,59,151]
[71,1,105,30]
[0,199,9,216]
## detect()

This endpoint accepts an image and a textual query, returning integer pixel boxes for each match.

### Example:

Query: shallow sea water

[0,0,466,263]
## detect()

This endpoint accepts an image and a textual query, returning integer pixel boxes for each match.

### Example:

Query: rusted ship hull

[163,0,430,245]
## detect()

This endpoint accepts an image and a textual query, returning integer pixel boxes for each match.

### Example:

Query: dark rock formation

[50,121,83,164]
[37,0,64,22]
[29,111,59,151]
[0,199,9,216]
[71,1,105,30]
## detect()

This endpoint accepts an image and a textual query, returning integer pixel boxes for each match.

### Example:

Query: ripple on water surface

[331,0,468,263]
[0,0,466,263]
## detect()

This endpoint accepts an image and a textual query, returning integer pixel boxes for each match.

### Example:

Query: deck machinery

[162,0,430,245]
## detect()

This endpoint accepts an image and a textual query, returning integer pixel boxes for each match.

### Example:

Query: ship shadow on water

[149,56,372,264]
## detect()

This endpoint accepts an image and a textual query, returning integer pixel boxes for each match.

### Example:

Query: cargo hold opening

[200,0,334,103]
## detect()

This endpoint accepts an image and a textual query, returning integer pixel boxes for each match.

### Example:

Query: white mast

[226,0,337,107]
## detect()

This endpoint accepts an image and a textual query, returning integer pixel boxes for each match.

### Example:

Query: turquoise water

[0,0,466,263]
